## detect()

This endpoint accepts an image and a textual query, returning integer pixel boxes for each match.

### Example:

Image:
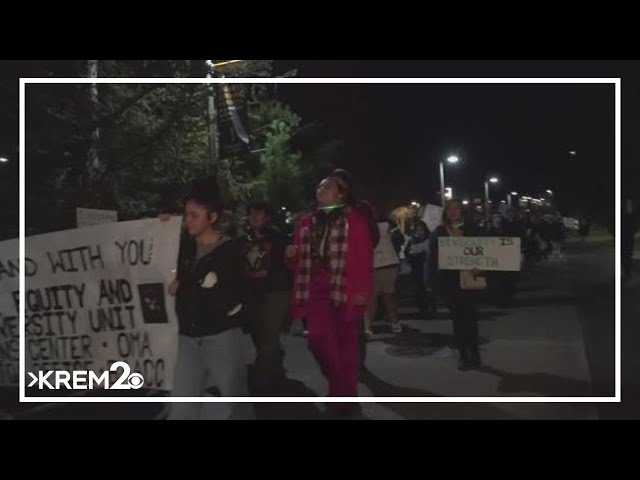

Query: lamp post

[440,155,459,206]
[485,176,499,221]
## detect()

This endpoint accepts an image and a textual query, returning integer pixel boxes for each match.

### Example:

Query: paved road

[2,238,630,420]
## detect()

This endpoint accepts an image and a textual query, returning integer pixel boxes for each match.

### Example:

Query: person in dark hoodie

[166,181,254,420]
[241,201,291,394]
[330,169,380,248]
[497,207,525,304]
[404,207,432,314]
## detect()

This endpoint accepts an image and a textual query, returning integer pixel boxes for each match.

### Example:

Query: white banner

[438,237,521,272]
[76,208,118,228]
[0,239,19,385]
[422,204,443,234]
[374,223,400,269]
[0,217,182,390]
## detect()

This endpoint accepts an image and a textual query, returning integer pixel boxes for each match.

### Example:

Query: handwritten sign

[0,239,18,385]
[0,217,182,390]
[438,237,521,272]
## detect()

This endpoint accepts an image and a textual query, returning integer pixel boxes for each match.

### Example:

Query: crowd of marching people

[162,170,575,420]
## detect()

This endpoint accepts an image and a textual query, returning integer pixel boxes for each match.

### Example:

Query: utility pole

[205,60,220,180]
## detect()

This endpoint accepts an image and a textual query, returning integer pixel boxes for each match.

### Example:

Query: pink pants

[306,270,360,405]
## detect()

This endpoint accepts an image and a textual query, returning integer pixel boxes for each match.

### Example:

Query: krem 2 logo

[27,362,144,390]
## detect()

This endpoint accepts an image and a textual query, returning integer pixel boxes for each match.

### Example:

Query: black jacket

[405,220,430,264]
[390,225,405,256]
[175,234,249,337]
[428,223,481,298]
[353,200,381,248]
[240,226,291,297]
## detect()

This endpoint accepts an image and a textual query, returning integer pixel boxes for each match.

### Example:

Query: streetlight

[484,176,499,221]
[439,155,459,207]
[445,187,453,200]
[0,157,8,163]
[508,191,518,208]
[462,200,469,205]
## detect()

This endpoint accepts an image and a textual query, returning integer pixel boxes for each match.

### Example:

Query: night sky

[272,60,638,220]
[274,79,615,215]
[1,60,637,236]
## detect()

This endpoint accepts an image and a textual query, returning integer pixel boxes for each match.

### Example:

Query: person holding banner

[285,170,373,418]
[166,182,254,420]
[429,199,483,371]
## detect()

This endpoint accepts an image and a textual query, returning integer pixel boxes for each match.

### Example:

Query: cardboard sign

[438,237,521,272]
[0,217,182,389]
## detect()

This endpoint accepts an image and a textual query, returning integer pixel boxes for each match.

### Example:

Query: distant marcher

[623,197,639,287]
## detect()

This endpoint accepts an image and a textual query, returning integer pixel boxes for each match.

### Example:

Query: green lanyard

[319,204,344,213]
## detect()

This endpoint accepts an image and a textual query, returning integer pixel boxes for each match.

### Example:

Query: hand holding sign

[168,279,179,296]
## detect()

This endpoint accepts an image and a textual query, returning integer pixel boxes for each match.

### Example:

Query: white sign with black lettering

[0,217,182,390]
[0,239,18,386]
[438,237,521,272]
